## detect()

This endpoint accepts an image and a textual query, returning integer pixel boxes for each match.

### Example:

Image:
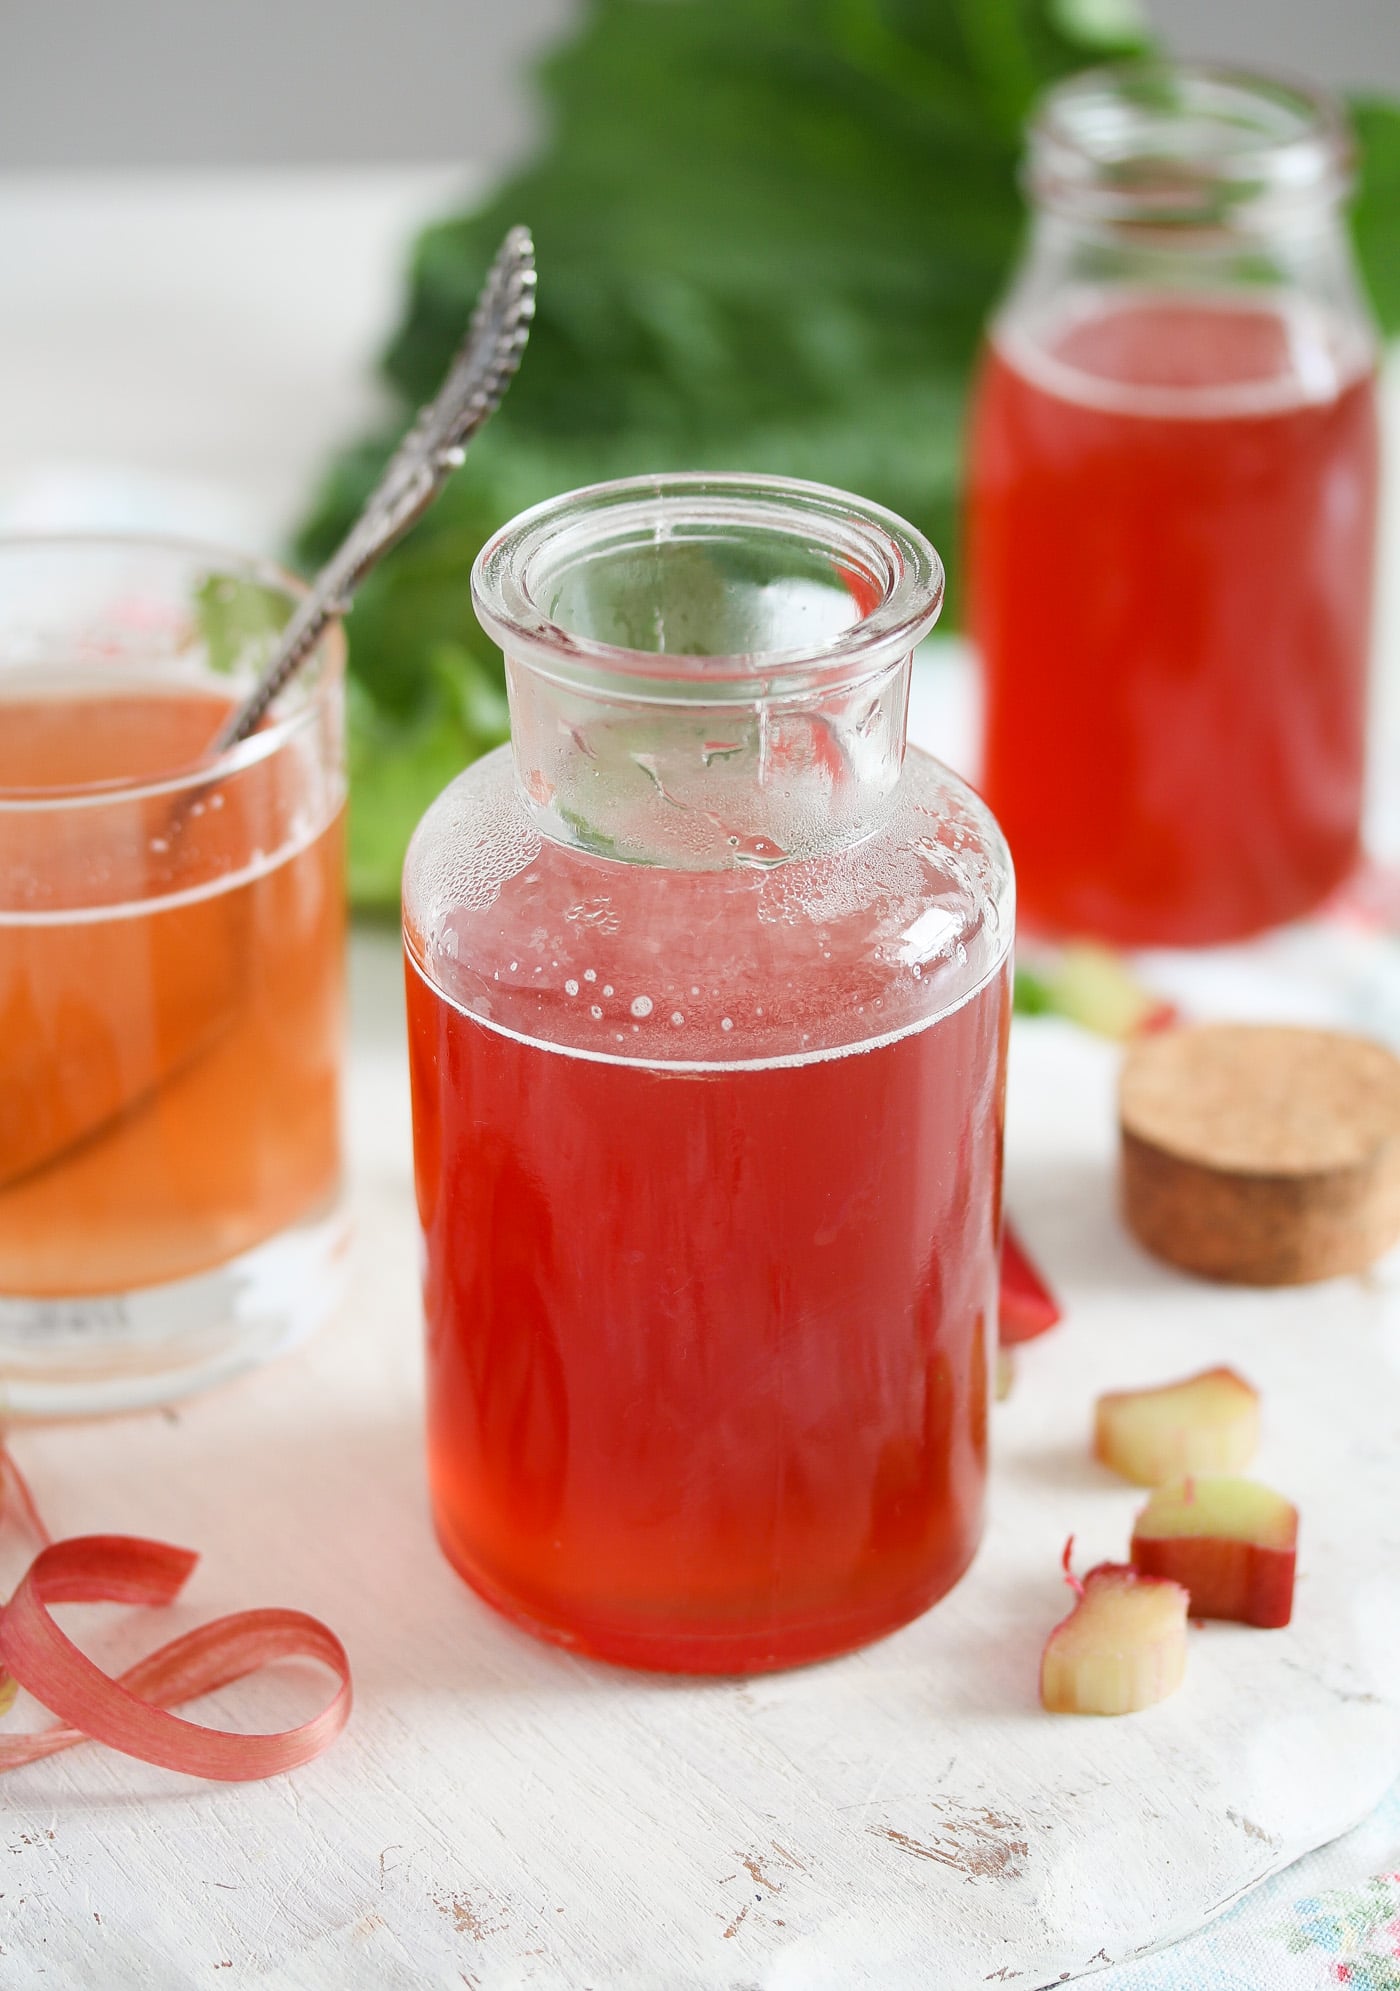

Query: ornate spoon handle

[208,224,536,756]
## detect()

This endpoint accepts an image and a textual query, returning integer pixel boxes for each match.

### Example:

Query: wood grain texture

[1,953,1398,1990]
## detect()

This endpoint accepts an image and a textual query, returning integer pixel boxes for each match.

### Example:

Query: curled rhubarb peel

[0,1441,52,1730]
[0,1533,352,1783]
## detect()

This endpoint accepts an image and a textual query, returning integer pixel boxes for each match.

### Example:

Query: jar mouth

[1028,61,1354,227]
[472,472,944,701]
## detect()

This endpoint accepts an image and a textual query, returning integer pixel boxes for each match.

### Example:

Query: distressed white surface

[1,935,1398,1990]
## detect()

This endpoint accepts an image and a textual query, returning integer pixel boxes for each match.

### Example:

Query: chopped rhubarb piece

[1095,1366,1258,1487]
[1046,944,1180,1042]
[1131,1477,1298,1629]
[1000,1219,1062,1345]
[1041,1560,1189,1715]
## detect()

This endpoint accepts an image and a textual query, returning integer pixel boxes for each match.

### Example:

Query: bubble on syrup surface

[630,995,653,1018]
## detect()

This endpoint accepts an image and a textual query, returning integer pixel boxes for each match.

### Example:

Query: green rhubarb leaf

[1351,96,1400,335]
[193,572,289,677]
[345,667,508,914]
[1012,964,1056,1016]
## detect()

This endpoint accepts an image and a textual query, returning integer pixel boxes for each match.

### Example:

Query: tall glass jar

[403,474,1013,1673]
[968,64,1380,946]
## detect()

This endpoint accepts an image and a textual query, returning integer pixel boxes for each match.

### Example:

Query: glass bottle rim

[0,532,344,812]
[1028,60,1354,227]
[471,471,944,701]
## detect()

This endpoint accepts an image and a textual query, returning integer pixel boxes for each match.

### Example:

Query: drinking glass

[0,536,346,1414]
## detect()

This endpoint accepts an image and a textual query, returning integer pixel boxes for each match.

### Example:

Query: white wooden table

[5,972,1400,1990]
[3,169,1400,1991]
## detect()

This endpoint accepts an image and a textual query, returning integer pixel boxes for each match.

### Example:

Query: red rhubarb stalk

[1000,1219,1063,1346]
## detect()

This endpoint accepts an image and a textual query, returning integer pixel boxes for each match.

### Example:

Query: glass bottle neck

[997,205,1376,383]
[1011,63,1372,349]
[1023,192,1358,269]
[506,653,913,870]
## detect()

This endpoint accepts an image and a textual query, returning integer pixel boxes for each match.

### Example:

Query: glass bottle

[403,474,1013,1673]
[968,64,1380,946]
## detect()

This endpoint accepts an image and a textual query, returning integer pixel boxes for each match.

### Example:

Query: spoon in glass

[0,228,536,1198]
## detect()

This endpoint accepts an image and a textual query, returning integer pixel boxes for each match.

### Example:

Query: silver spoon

[207,222,536,757]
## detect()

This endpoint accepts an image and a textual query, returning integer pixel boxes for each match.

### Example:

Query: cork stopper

[1119,1023,1400,1285]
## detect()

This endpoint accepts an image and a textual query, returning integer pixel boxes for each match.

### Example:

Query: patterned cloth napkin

[1103,1781,1400,1989]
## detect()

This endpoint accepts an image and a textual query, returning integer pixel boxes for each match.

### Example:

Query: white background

[1,0,1397,172]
